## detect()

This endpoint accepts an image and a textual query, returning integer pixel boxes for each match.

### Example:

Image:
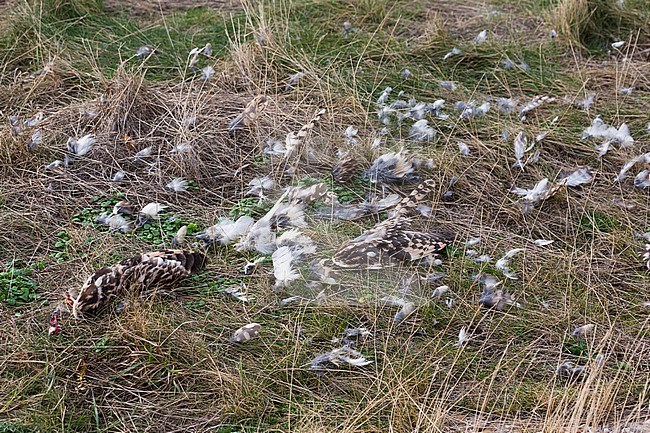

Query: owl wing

[331,218,409,269]
[120,250,206,291]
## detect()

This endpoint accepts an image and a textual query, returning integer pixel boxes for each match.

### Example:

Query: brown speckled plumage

[69,250,206,317]
[332,181,451,269]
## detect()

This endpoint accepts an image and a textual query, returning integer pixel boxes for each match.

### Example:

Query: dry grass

[1,0,649,432]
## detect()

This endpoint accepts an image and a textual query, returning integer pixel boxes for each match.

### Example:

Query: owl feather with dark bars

[49,250,206,334]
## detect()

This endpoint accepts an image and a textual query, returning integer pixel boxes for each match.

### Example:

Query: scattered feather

[309,346,372,371]
[134,146,153,160]
[614,152,650,182]
[112,171,126,182]
[229,323,261,343]
[634,170,650,188]
[474,30,487,45]
[408,119,436,141]
[136,45,155,57]
[513,132,527,169]
[618,86,633,96]
[439,81,457,91]
[432,285,449,298]
[611,41,625,49]
[272,246,302,288]
[171,225,187,246]
[28,129,42,150]
[228,95,269,133]
[137,203,167,226]
[285,72,305,91]
[67,134,96,157]
[44,160,64,170]
[474,255,492,263]
[495,248,524,280]
[532,239,554,246]
[561,167,594,186]
[166,177,188,192]
[96,213,133,233]
[519,95,555,120]
[196,215,255,247]
[497,97,517,113]
[443,47,461,60]
[170,142,192,154]
[200,65,215,82]
[223,284,249,302]
[556,361,586,381]
[244,257,265,275]
[573,93,595,109]
[246,175,275,197]
[367,149,420,184]
[458,327,469,346]
[572,324,595,339]
[284,108,326,158]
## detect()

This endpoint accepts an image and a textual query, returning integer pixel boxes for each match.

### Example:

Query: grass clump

[550,0,650,50]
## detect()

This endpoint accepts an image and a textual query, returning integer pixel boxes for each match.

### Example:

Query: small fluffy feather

[67,134,96,157]
[474,30,487,44]
[367,149,421,184]
[196,215,255,246]
[166,177,188,192]
[246,175,275,197]
[272,246,302,288]
[309,346,372,371]
[229,323,261,343]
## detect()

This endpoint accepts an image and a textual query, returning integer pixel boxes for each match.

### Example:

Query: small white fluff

[377,86,392,105]
[474,30,488,45]
[618,87,633,96]
[229,323,261,343]
[458,327,469,347]
[136,45,154,57]
[134,146,153,160]
[611,41,625,49]
[28,129,42,150]
[272,246,302,288]
[246,175,275,197]
[572,323,595,339]
[171,225,187,246]
[408,119,436,141]
[200,65,215,82]
[532,239,554,246]
[614,152,650,182]
[112,171,126,182]
[196,215,255,246]
[96,213,132,232]
[634,170,650,188]
[495,248,525,280]
[285,71,304,91]
[138,203,167,223]
[497,97,517,113]
[170,142,192,154]
[443,47,461,60]
[432,285,449,298]
[439,81,457,91]
[561,167,594,187]
[513,131,527,169]
[166,177,188,192]
[67,134,96,157]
